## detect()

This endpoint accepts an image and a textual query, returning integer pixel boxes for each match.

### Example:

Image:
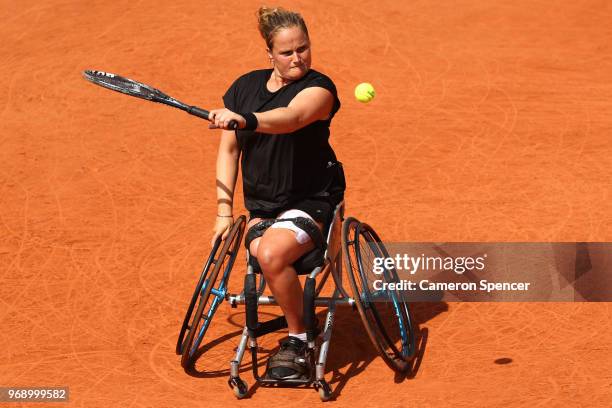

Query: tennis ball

[354,82,376,103]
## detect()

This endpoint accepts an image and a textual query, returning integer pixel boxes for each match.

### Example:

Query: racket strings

[84,70,163,100]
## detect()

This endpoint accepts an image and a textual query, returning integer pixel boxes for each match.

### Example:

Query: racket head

[82,70,170,102]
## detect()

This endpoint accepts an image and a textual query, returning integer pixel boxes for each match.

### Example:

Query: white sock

[289,332,307,342]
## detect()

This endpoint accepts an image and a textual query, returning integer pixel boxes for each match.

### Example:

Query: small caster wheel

[228,377,248,399]
[316,380,332,402]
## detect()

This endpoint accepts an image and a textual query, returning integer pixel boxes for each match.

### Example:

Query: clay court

[1,0,611,406]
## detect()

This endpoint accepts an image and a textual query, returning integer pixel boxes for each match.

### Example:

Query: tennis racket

[82,70,238,129]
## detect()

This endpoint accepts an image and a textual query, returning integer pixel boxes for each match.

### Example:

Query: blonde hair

[257,6,309,50]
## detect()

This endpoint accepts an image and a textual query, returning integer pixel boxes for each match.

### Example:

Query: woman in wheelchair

[207,6,345,380]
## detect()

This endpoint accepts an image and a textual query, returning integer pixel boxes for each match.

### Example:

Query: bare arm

[254,87,334,134]
[211,129,240,245]
[208,87,334,134]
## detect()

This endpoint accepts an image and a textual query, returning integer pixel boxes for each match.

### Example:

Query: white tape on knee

[270,209,314,244]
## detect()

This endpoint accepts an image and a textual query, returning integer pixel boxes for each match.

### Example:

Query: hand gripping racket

[82,70,238,129]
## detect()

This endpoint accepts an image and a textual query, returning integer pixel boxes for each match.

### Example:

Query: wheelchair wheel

[176,237,223,356]
[179,216,246,368]
[342,217,416,372]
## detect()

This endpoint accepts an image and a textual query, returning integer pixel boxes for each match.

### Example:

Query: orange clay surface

[1,1,612,407]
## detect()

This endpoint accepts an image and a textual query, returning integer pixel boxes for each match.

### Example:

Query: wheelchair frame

[176,201,415,401]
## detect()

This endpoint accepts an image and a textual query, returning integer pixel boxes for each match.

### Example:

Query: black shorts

[249,198,335,226]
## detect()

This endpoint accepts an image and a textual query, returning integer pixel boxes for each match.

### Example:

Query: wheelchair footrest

[259,359,315,386]
[258,373,314,386]
[251,342,317,387]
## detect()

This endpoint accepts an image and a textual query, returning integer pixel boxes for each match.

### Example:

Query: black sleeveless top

[223,68,344,213]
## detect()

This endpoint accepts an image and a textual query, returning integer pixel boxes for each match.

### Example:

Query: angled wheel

[176,237,223,356]
[342,217,416,372]
[178,216,246,368]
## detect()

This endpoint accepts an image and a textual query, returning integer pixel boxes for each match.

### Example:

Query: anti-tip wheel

[230,377,248,399]
[316,380,332,402]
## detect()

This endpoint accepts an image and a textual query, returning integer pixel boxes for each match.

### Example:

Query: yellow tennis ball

[354,82,376,103]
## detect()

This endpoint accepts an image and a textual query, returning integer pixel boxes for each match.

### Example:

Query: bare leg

[247,218,321,334]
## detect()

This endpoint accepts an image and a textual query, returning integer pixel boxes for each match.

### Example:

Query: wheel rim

[355,224,414,359]
[176,237,223,355]
[342,217,415,371]
[180,216,245,368]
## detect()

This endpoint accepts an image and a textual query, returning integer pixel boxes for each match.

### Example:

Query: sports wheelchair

[176,202,416,401]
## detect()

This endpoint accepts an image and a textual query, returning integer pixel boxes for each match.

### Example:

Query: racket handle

[187,105,239,130]
[187,105,210,120]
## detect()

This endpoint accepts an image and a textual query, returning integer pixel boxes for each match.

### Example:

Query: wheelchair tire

[179,216,246,368]
[176,237,223,356]
[342,217,416,372]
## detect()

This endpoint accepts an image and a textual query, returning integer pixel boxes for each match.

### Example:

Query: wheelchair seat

[244,216,329,275]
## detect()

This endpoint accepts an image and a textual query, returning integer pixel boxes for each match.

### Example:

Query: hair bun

[256,6,309,49]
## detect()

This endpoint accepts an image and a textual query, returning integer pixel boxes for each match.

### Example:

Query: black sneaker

[266,337,309,380]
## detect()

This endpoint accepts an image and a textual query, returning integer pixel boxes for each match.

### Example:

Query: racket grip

[188,105,239,130]
[187,105,210,120]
